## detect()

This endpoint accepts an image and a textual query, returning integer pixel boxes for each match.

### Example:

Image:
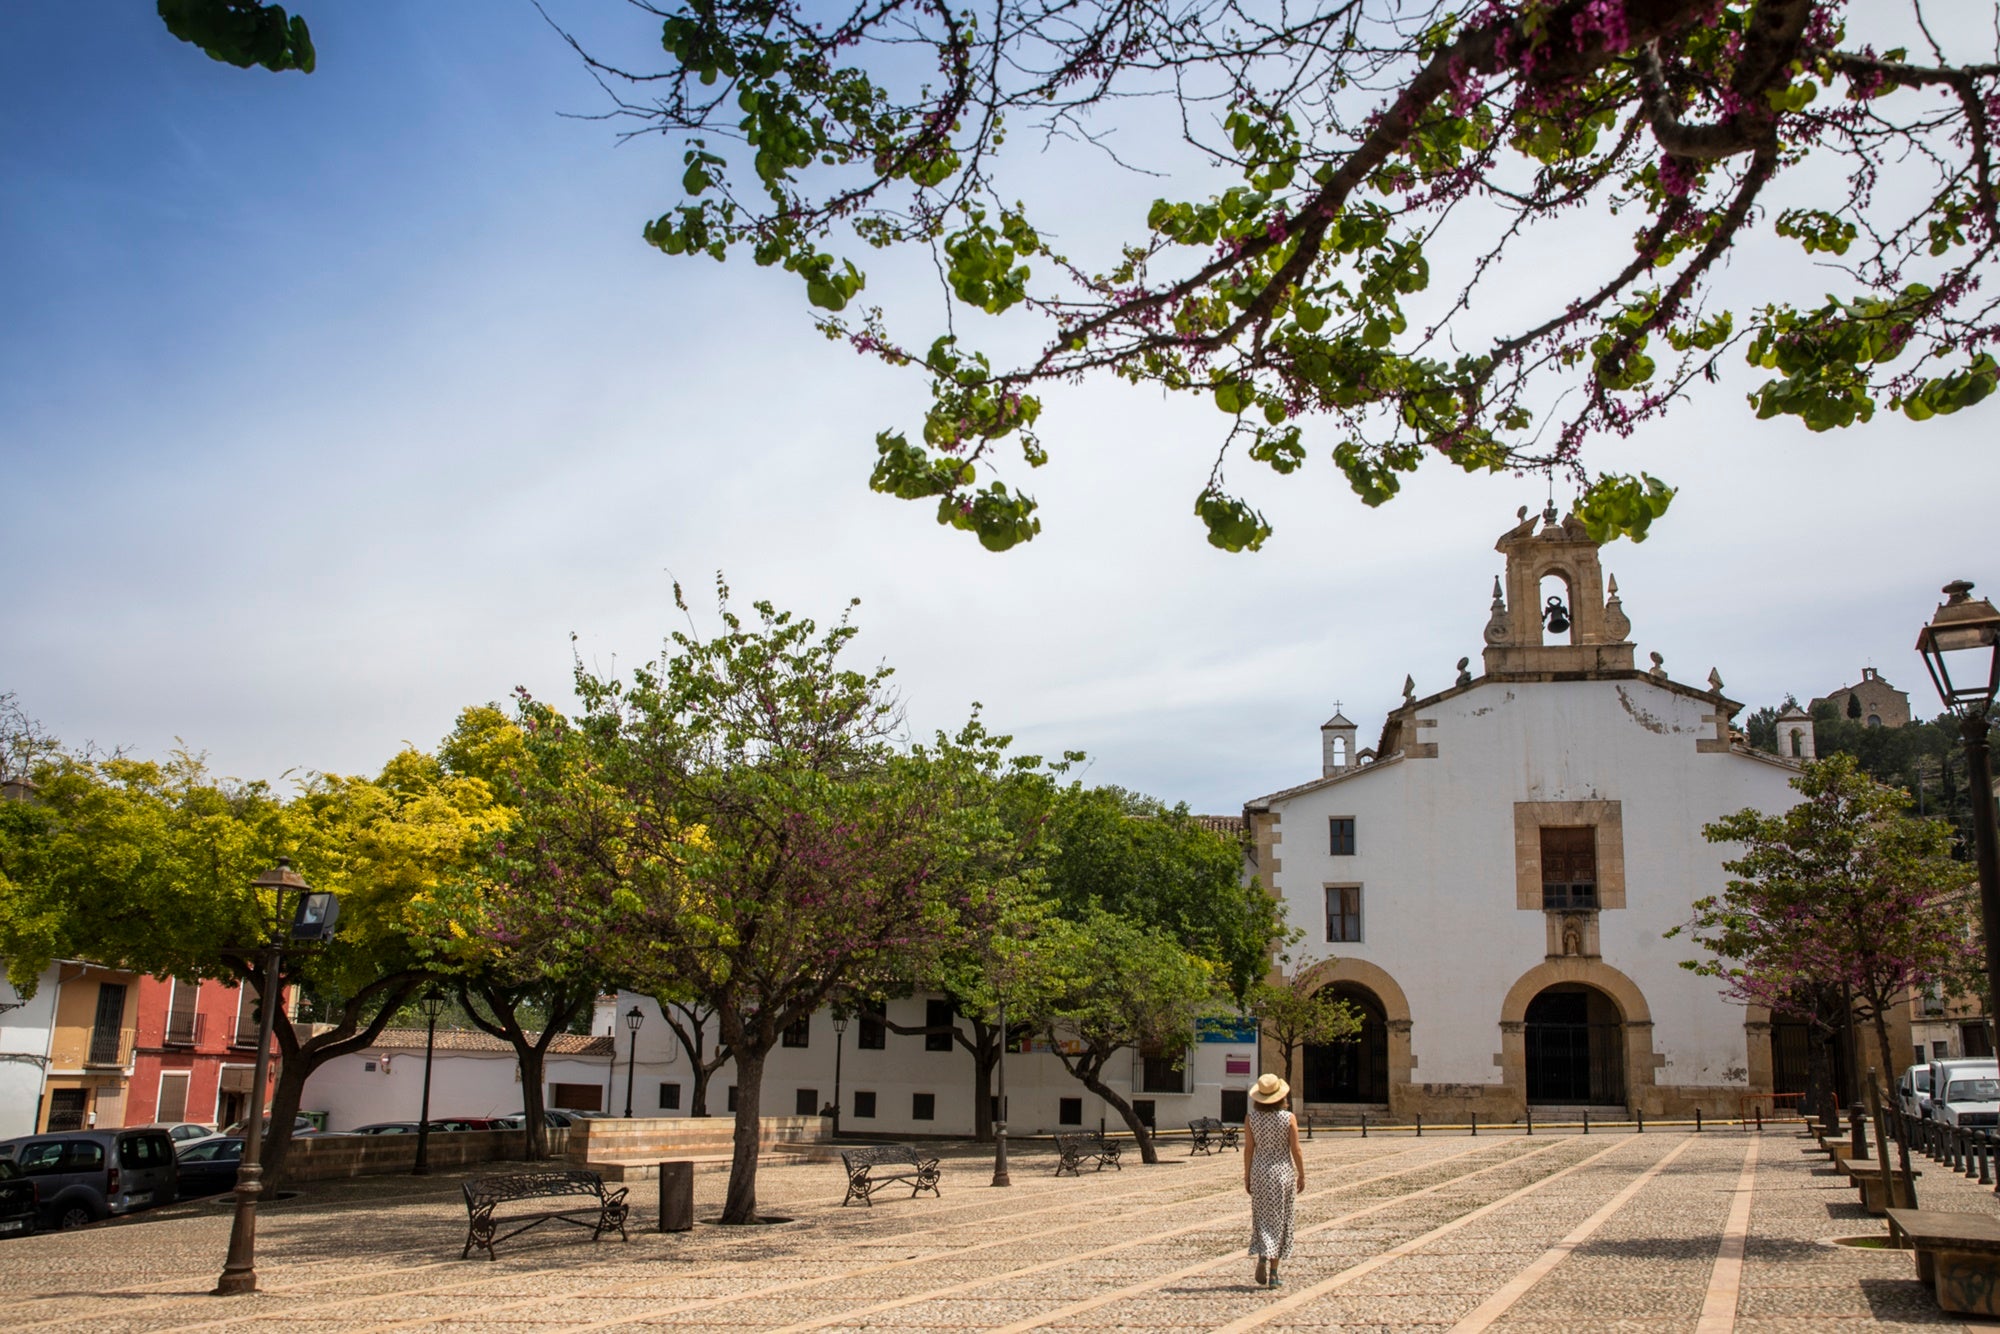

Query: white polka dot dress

[1245,1102,1296,1260]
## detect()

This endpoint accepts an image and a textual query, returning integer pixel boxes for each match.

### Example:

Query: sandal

[1254,1257,1268,1286]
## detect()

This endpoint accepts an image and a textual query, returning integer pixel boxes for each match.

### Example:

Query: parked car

[350,1122,420,1135]
[1929,1060,2000,1129]
[0,1160,36,1239]
[222,1115,323,1138]
[503,1109,577,1129]
[173,1137,244,1197]
[432,1117,508,1131]
[0,1129,178,1229]
[140,1122,221,1148]
[1897,1064,1935,1120]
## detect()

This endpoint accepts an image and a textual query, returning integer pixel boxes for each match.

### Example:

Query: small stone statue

[1648,651,1667,681]
[1455,657,1472,687]
[1402,674,1416,705]
[1707,667,1725,694]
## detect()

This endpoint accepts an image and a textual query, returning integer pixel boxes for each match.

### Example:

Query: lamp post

[412,988,446,1176]
[831,1013,849,1138]
[623,1005,644,1118]
[215,859,338,1297]
[1917,580,2000,1033]
[991,999,1011,1187]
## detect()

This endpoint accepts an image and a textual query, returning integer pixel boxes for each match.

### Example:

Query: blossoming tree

[562,1,2000,550]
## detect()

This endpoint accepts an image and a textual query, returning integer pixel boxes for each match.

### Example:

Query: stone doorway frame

[1278,958,1416,1117]
[1498,959,1659,1115]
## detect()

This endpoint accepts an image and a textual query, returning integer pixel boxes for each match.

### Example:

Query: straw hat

[1250,1073,1290,1105]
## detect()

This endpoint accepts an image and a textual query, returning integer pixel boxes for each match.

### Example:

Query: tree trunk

[690,1061,711,1117]
[263,1056,309,1186]
[1077,1062,1157,1164]
[1871,1010,1920,1207]
[1807,1026,1838,1130]
[722,1045,766,1223]
[519,1045,550,1160]
[970,1021,999,1142]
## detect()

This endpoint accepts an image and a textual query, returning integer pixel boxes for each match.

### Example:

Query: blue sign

[1198,1016,1259,1044]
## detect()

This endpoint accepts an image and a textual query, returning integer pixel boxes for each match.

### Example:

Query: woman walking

[1243,1072,1304,1287]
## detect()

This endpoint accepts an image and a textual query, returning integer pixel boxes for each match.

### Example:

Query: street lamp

[214,858,336,1297]
[623,1005,644,1118]
[831,1013,849,1138]
[1917,579,2000,1030]
[412,988,447,1176]
[990,1000,1011,1187]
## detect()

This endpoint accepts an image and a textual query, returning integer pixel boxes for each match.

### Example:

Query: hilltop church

[1243,505,1889,1122]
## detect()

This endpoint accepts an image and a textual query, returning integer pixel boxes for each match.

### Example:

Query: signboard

[1225,1055,1253,1077]
[1198,1016,1259,1044]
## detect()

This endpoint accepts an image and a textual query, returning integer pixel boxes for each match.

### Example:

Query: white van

[1927,1059,2000,1129]
[1897,1064,1934,1119]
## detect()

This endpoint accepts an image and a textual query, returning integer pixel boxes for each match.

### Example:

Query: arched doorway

[1303,985,1389,1103]
[1524,984,1625,1105]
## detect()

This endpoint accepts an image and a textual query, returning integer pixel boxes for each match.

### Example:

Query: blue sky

[4,3,1997,812]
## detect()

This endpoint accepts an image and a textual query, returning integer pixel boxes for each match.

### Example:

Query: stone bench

[1837,1160,1917,1215]
[1887,1209,2000,1317]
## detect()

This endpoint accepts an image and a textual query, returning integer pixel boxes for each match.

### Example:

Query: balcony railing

[85,1027,135,1067]
[163,1011,204,1046]
[232,1018,268,1048]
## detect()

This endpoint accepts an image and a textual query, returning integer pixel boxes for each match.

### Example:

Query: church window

[1325,885,1362,942]
[1868,714,1882,728]
[1789,730,1803,757]
[1540,827,1598,909]
[1328,817,1356,856]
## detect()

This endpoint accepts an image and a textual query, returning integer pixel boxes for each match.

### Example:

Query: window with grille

[659,1082,681,1110]
[1329,817,1356,855]
[1140,1049,1185,1093]
[925,999,954,1051]
[858,1002,886,1050]
[912,1092,936,1120]
[795,1087,820,1116]
[1539,827,1598,909]
[782,1015,810,1048]
[1325,885,1362,942]
[854,1090,877,1118]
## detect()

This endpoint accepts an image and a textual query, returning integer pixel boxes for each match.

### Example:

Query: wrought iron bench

[1053,1131,1122,1176]
[1187,1117,1240,1155]
[461,1169,629,1260]
[839,1144,942,1207]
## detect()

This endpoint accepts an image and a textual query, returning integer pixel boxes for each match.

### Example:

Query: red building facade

[126,976,280,1128]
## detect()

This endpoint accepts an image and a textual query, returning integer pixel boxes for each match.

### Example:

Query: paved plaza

[2,1127,1992,1332]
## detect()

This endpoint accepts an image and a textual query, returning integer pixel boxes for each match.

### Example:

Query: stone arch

[1498,959,1660,1112]
[1279,958,1416,1115]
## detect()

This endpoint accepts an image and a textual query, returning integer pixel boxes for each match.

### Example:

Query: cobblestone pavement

[1,1127,1992,1332]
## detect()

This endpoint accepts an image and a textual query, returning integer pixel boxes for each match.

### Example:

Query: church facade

[1244,507,1875,1122]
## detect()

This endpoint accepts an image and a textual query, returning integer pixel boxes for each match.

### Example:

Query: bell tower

[1482,505,1637,678]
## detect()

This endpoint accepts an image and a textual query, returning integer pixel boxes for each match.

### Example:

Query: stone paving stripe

[343,1146,1442,1334]
[1208,1135,1650,1334]
[545,1139,1532,1334]
[971,1138,1593,1334]
[1694,1136,1759,1334]
[1444,1136,1697,1333]
[24,1155,1240,1334]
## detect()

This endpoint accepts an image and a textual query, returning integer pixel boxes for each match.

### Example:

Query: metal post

[1693,1108,1700,1133]
[991,1002,1011,1187]
[1470,1112,1477,1137]
[1359,1113,1366,1138]
[833,1020,845,1140]
[1754,1106,1761,1134]
[214,940,281,1295]
[1966,718,2000,1036]
[413,1005,438,1176]
[624,1021,638,1119]
[1415,1113,1422,1137]
[1526,1109,1533,1136]
[1637,1109,1644,1134]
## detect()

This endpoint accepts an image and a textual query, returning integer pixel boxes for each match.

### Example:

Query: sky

[2,3,1996,814]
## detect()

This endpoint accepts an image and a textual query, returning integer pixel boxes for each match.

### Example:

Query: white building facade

[0,965,61,1139]
[1244,508,1829,1122]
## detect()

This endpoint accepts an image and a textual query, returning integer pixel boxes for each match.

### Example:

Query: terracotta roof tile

[364,1028,616,1057]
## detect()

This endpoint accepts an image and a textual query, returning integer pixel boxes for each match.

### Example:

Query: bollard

[1695,1108,1702,1133]
[1850,1104,1866,1159]
[1636,1110,1644,1134]
[1360,1113,1367,1139]
[658,1161,694,1233]
[1755,1106,1762,1134]
[1525,1108,1532,1136]
[1470,1112,1477,1138]
[1416,1113,1423,1138]
[1583,1109,1590,1135]
[1982,1132,1993,1186]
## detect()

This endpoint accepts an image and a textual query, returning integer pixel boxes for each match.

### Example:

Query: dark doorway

[1220,1088,1248,1122]
[1303,985,1389,1103]
[1770,1018,1852,1103]
[1524,986,1625,1105]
